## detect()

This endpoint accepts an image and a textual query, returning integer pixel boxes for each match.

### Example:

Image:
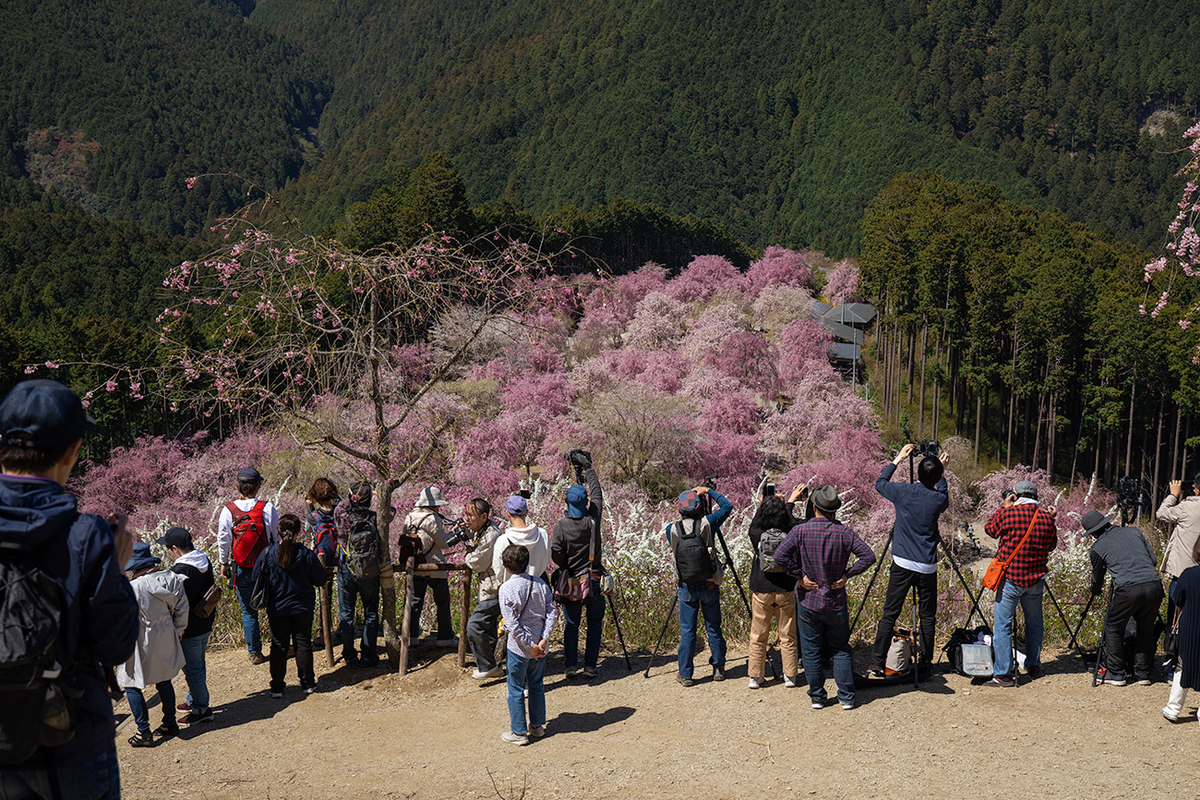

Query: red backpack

[227,500,268,568]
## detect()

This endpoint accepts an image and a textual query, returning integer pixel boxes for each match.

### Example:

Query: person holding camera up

[664,484,733,686]
[773,485,876,709]
[982,480,1059,686]
[1083,508,1165,686]
[404,486,457,646]
[746,484,807,689]
[462,497,507,680]
[551,449,607,679]
[1156,477,1200,648]
[867,442,949,677]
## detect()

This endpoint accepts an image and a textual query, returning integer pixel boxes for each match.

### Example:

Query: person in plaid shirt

[773,485,875,709]
[982,479,1059,686]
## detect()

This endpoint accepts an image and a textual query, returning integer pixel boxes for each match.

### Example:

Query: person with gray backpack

[333,481,383,667]
[746,487,806,689]
[663,485,733,687]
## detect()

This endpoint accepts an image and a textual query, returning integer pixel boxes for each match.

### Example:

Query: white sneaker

[748,677,762,690]
[783,675,797,688]
[840,701,855,710]
[501,731,529,746]
[1163,707,1180,721]
[471,669,490,680]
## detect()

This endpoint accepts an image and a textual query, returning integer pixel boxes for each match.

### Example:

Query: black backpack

[674,518,715,584]
[0,541,77,764]
[757,528,789,573]
[342,508,381,581]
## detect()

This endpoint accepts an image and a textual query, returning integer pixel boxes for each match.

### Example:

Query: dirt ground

[115,634,1197,800]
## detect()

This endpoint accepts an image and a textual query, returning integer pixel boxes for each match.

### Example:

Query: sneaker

[867,664,885,679]
[435,637,458,648]
[270,690,283,699]
[528,724,546,738]
[1025,664,1043,679]
[676,674,694,687]
[154,723,179,738]
[249,652,268,665]
[712,666,726,682]
[471,668,491,680]
[176,701,192,712]
[783,675,798,688]
[1137,678,1153,686]
[565,667,580,679]
[179,708,213,725]
[359,656,381,668]
[811,697,834,709]
[1103,675,1127,686]
[581,667,598,680]
[1163,707,1181,722]
[840,701,856,710]
[984,675,1016,688]
[302,685,316,695]
[128,731,154,748]
[748,677,762,690]
[501,731,529,746]
[485,665,505,679]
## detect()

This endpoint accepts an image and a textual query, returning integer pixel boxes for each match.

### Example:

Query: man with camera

[867,442,949,677]
[551,449,608,679]
[983,480,1059,686]
[1156,477,1200,636]
[1084,509,1165,685]
[664,484,733,686]
[462,498,506,679]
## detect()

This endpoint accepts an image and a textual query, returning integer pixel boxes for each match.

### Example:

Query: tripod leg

[938,540,991,629]
[607,594,633,671]
[1068,593,1095,653]
[1043,582,1080,658]
[850,532,893,634]
[644,594,679,678]
[912,584,920,688]
[714,527,774,678]
[1092,586,1112,686]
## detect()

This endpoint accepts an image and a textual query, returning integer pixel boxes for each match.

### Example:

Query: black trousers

[1103,580,1164,681]
[871,564,938,666]
[269,610,315,692]
[410,575,454,640]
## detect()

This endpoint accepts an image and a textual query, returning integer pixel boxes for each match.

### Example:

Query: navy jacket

[875,463,949,565]
[252,541,326,617]
[0,476,138,766]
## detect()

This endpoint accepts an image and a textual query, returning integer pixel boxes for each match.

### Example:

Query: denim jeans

[677,582,726,679]
[561,578,605,669]
[993,576,1045,677]
[467,596,501,672]
[0,743,120,800]
[124,681,176,736]
[796,605,855,705]
[337,570,380,662]
[410,575,453,640]
[233,563,261,655]
[180,632,210,711]
[506,648,546,735]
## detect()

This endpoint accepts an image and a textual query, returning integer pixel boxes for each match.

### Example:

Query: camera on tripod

[566,448,593,482]
[916,440,940,459]
[1114,475,1147,525]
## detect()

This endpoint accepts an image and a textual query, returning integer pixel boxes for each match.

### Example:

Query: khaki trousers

[748,591,799,679]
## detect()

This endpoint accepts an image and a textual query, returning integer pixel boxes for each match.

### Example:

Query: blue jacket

[0,475,138,766]
[875,463,948,565]
[252,541,326,617]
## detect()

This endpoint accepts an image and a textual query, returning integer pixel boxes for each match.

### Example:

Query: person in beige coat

[404,486,455,645]
[117,542,189,747]
[1157,477,1200,657]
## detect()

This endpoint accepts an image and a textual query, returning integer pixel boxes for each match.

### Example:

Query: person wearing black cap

[333,481,382,667]
[1083,509,1165,686]
[160,526,217,724]
[868,443,950,677]
[0,379,137,794]
[551,450,607,679]
[116,542,189,746]
[216,465,279,664]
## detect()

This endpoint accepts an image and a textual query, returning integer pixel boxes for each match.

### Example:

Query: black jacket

[172,553,216,639]
[551,467,605,575]
[748,504,801,593]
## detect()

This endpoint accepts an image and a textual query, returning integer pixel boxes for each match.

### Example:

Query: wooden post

[399,558,414,677]
[316,552,334,668]
[459,570,471,669]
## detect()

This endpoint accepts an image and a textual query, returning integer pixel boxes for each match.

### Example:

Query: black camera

[1183,480,1195,496]
[917,439,940,459]
[442,517,471,549]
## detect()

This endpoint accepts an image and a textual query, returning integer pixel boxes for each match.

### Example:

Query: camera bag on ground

[674,518,715,584]
[757,527,788,573]
[0,541,80,764]
[885,627,916,675]
[343,509,381,581]
[943,625,994,677]
[227,499,268,569]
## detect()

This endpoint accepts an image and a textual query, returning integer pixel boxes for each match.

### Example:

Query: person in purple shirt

[773,485,875,710]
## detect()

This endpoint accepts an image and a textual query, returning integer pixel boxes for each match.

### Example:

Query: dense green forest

[860,170,1199,508]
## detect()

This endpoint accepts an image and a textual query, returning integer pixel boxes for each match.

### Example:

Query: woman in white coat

[117,541,189,747]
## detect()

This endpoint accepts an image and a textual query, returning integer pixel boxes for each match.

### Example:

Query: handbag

[250,561,272,611]
[982,509,1040,591]
[553,520,597,603]
[195,583,222,618]
[1164,607,1180,658]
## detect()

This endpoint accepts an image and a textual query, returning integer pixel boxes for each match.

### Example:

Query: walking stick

[644,594,679,678]
[606,593,633,671]
[911,584,921,688]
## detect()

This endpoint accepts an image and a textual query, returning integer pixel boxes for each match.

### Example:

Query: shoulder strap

[1001,509,1040,569]
[225,500,241,517]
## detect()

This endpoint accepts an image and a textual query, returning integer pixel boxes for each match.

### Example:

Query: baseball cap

[237,467,263,483]
[156,526,193,549]
[505,494,528,515]
[0,379,96,450]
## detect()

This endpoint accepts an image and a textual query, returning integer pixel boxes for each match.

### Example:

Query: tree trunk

[1006,387,1015,469]
[974,390,982,465]
[1125,368,1136,475]
[1152,396,1165,511]
[1032,390,1045,471]
[918,320,928,432]
[907,329,915,405]
[1171,404,1183,482]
